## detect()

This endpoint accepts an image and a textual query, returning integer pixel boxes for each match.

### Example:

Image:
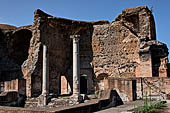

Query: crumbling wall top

[0,24,17,30]
[34,9,109,26]
[122,6,150,15]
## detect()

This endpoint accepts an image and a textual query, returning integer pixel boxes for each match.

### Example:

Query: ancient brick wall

[136,77,170,100]
[100,77,134,101]
[0,25,31,95]
[92,21,139,78]
[46,17,94,94]
[4,80,18,91]
[92,6,168,79]
[102,77,170,102]
[21,9,97,96]
[92,6,154,79]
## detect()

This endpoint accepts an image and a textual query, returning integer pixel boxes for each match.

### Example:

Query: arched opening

[97,73,109,80]
[8,29,32,65]
[6,29,32,96]
[80,74,87,94]
[97,73,109,90]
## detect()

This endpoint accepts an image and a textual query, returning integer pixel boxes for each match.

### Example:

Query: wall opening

[132,80,137,101]
[151,52,160,77]
[0,82,4,92]
[60,75,71,95]
[152,58,160,77]
[80,74,87,94]
[8,29,32,65]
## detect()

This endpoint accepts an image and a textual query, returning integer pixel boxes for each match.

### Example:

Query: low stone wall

[102,77,170,102]
[136,77,170,100]
[101,78,135,101]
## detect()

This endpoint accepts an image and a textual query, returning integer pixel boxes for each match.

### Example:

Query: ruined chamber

[0,6,169,104]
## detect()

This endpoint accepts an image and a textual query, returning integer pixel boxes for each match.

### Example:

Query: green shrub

[137,102,165,113]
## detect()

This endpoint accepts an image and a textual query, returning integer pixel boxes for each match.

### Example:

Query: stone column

[42,44,49,105]
[70,35,80,97]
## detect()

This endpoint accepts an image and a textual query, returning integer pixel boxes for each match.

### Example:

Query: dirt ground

[155,101,170,113]
[94,100,170,113]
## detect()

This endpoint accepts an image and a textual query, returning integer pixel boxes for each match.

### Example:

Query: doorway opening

[132,80,137,101]
[80,74,87,94]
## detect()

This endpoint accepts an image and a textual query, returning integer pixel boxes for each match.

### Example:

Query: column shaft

[42,44,49,105]
[73,38,80,96]
[70,35,80,97]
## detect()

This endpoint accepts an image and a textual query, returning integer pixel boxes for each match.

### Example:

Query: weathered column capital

[70,35,80,39]
[70,35,80,43]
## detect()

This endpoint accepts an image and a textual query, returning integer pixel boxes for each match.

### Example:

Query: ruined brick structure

[0,6,169,104]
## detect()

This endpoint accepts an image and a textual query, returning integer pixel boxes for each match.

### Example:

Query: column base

[70,94,84,103]
[38,94,49,107]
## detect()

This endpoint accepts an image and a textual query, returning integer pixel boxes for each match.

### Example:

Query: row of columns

[41,35,80,105]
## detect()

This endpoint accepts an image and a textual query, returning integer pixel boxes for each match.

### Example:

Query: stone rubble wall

[92,6,159,79]
[92,6,169,80]
[92,22,139,78]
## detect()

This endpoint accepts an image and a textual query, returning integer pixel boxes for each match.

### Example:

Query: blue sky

[0,0,170,57]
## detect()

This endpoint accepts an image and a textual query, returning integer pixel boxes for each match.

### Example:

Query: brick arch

[95,69,110,79]
[97,73,109,80]
[95,73,109,91]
